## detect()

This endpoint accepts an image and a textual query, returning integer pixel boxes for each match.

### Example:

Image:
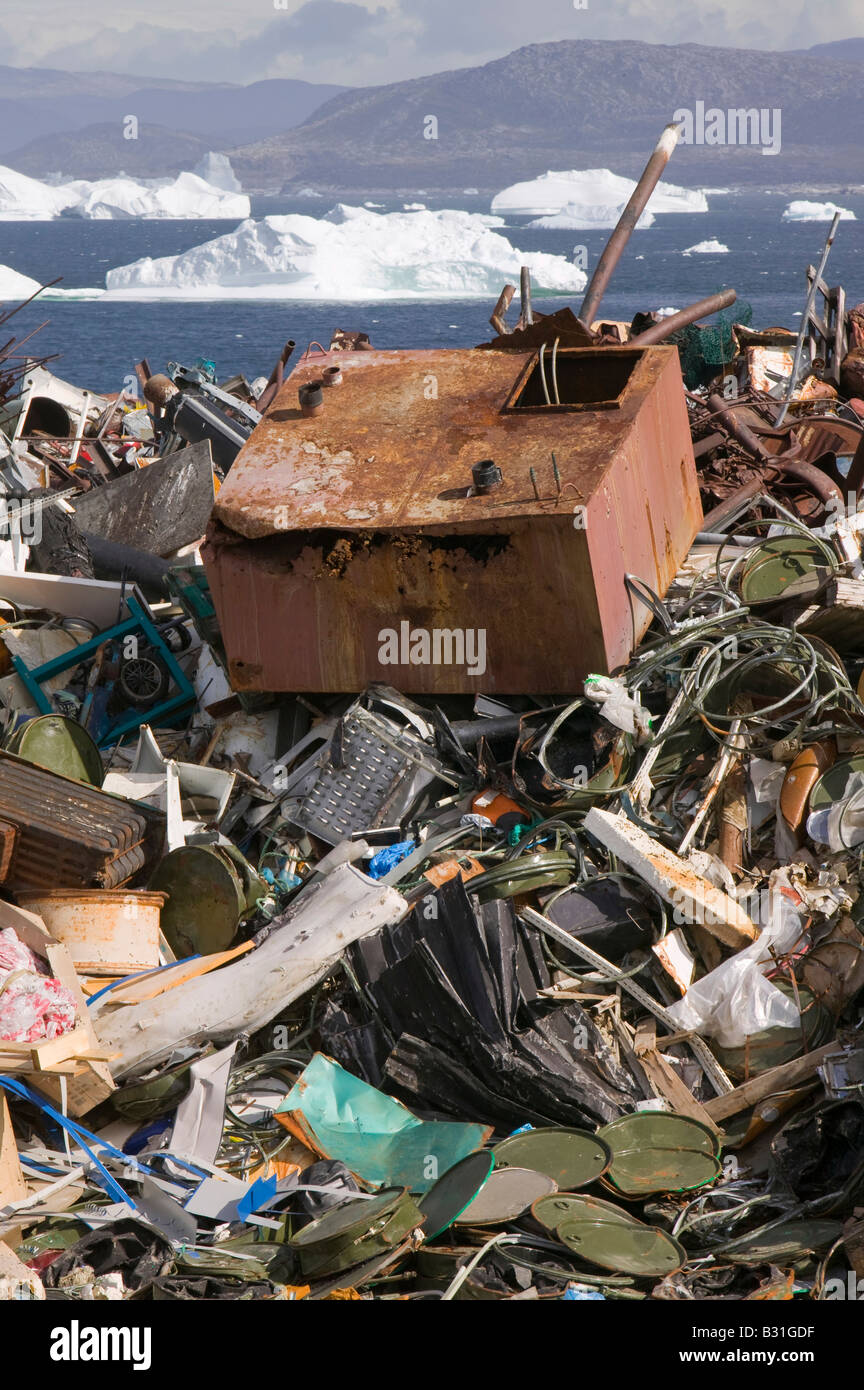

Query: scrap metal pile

[3,133,864,1305]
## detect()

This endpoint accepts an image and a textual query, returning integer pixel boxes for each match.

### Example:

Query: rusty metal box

[204,345,701,694]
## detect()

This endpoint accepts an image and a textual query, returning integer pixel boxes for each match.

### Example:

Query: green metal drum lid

[493,1128,612,1191]
[598,1112,721,1196]
[454,1167,557,1226]
[600,1150,722,1198]
[419,1151,495,1239]
[6,714,104,786]
[599,1112,720,1156]
[739,535,835,606]
[810,755,864,814]
[532,1191,642,1233]
[289,1186,413,1249]
[556,1217,686,1277]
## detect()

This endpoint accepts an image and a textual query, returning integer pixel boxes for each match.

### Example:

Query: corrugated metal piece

[204,344,701,694]
[0,750,164,891]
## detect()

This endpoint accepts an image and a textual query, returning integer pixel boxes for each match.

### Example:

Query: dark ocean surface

[1,188,862,391]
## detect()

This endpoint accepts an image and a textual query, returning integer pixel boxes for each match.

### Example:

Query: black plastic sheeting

[318,876,641,1132]
[772,1099,864,1204]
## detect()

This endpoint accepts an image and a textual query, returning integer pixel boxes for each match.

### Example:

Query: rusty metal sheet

[0,751,163,891]
[213,347,681,539]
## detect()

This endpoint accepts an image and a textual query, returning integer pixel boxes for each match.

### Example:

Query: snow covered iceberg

[493,169,709,219]
[192,152,242,193]
[0,163,249,220]
[0,264,42,299]
[103,204,588,301]
[0,263,103,302]
[782,200,856,223]
[61,171,249,220]
[529,203,655,231]
[0,166,71,220]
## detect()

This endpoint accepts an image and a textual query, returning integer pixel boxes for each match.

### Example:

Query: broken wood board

[633,1020,721,1135]
[72,439,215,557]
[99,940,255,1007]
[703,1043,839,1122]
[0,1095,25,1208]
[0,898,55,960]
[584,808,758,950]
[0,1026,93,1071]
[31,942,114,1117]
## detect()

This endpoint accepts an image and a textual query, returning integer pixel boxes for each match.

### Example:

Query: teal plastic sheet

[277,1053,491,1193]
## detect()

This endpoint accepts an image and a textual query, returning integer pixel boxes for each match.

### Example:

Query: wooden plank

[0,1095,26,1207]
[704,1043,838,1122]
[0,898,55,960]
[0,1025,90,1070]
[102,940,255,1007]
[633,1017,721,1133]
[638,1051,722,1135]
[584,808,758,950]
[31,943,114,1116]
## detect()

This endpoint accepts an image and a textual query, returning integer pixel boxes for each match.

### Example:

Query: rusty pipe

[629,290,737,346]
[578,122,682,328]
[775,456,843,508]
[707,393,773,461]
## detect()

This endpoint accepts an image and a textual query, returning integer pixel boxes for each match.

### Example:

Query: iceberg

[492,169,709,218]
[782,200,856,222]
[529,202,655,230]
[683,238,730,254]
[0,163,250,220]
[0,264,42,299]
[103,204,588,301]
[0,263,102,301]
[192,152,242,193]
[0,166,72,220]
[62,172,249,220]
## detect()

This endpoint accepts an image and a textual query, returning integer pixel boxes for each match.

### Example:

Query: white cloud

[3,0,863,83]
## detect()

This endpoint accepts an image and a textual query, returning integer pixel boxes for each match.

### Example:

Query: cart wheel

[118,655,169,708]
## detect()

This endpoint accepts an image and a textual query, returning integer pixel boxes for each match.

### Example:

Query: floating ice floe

[0,263,105,301]
[492,168,709,218]
[683,239,730,255]
[403,202,427,211]
[103,204,588,301]
[0,162,250,220]
[529,202,655,230]
[782,200,856,222]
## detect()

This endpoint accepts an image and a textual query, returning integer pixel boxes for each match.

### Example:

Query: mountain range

[3,39,863,192]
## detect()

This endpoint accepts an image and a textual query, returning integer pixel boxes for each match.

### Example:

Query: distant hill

[226,39,864,192]
[5,123,220,181]
[4,40,864,191]
[804,37,864,62]
[0,69,349,166]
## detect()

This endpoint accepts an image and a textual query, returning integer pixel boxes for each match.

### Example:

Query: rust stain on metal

[0,751,163,891]
[206,344,701,693]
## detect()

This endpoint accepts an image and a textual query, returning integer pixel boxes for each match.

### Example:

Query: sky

[0,0,862,86]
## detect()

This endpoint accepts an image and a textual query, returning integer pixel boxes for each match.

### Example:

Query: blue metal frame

[10,595,196,746]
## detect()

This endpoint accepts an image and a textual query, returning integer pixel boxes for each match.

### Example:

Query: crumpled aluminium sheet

[0,927,78,1043]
